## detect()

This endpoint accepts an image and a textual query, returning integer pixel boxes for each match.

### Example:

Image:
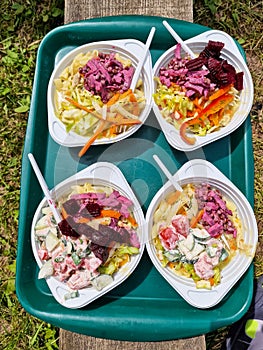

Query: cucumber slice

[178,240,190,256]
[45,232,60,252]
[191,228,211,241]
[184,233,195,251]
[220,248,229,261]
[38,259,54,279]
[163,249,181,262]
[35,215,50,230]
[177,233,195,255]
[191,242,205,259]
[64,290,79,301]
[178,238,205,261]
[206,245,218,258]
[66,241,74,254]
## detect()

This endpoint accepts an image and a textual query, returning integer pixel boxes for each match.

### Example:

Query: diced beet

[208,223,223,237]
[79,52,135,103]
[89,243,109,263]
[235,71,244,91]
[81,202,101,218]
[222,60,236,75]
[58,217,79,237]
[184,82,204,95]
[206,40,224,56]
[195,183,237,237]
[207,58,223,76]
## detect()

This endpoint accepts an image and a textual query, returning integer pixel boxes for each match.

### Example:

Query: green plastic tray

[17,15,255,341]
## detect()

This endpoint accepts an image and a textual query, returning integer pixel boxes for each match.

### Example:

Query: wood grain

[64,0,193,24]
[60,332,206,350]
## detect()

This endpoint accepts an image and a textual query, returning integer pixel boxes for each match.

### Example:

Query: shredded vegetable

[151,183,251,289]
[34,183,140,297]
[53,50,146,138]
[153,41,244,144]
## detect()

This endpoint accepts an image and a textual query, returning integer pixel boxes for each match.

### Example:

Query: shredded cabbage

[154,75,241,138]
[53,50,146,138]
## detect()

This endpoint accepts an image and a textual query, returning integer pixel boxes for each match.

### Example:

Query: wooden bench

[60,1,206,349]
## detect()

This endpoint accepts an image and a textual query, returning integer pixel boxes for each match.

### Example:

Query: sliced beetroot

[206,40,225,56]
[89,242,109,263]
[235,71,244,90]
[117,227,131,244]
[82,202,101,218]
[199,40,224,63]
[207,57,223,76]
[185,56,204,71]
[206,57,240,88]
[158,39,244,100]
[222,60,237,75]
[58,217,79,237]
[98,224,120,244]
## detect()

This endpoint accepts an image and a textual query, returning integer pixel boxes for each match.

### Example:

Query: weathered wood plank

[60,332,206,350]
[60,1,205,349]
[64,0,193,24]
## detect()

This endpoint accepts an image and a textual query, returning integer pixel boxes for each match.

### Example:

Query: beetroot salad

[34,183,140,300]
[153,40,244,145]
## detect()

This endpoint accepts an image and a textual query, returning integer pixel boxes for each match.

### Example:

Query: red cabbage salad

[34,183,140,300]
[53,50,146,138]
[153,40,244,145]
[151,183,251,290]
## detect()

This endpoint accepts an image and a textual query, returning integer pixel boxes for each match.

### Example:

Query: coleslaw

[53,50,146,138]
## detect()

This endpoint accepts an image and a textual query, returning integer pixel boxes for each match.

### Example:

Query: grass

[0,0,262,349]
[0,2,64,348]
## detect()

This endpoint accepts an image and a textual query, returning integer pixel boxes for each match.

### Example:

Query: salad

[153,40,244,145]
[53,50,146,139]
[151,182,249,289]
[34,182,140,299]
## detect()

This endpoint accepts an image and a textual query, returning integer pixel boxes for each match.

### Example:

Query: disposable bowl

[146,159,258,308]
[47,39,153,147]
[152,30,254,152]
[31,162,145,308]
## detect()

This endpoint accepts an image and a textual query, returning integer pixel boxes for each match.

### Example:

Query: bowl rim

[145,159,258,308]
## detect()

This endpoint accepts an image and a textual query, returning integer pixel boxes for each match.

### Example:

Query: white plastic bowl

[31,162,146,308]
[152,30,254,152]
[146,159,258,308]
[47,39,153,147]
